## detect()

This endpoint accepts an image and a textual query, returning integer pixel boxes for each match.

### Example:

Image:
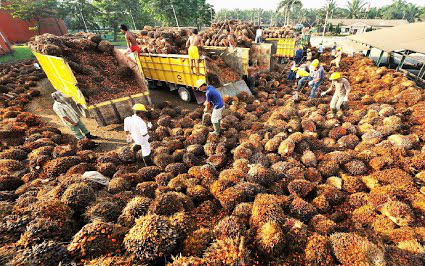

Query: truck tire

[178,87,192,102]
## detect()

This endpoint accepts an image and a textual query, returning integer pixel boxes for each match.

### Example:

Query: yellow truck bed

[136,53,207,88]
[33,50,151,126]
[266,38,297,58]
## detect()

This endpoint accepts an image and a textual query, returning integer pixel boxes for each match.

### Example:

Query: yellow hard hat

[132,103,147,111]
[330,72,341,80]
[195,79,206,88]
[337,47,341,51]
[293,67,298,72]
[311,59,319,67]
[297,69,310,77]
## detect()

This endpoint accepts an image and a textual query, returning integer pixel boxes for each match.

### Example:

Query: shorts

[188,46,200,60]
[130,45,141,56]
[211,106,224,123]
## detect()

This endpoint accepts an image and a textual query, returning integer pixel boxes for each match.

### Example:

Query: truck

[134,47,253,104]
[33,48,151,127]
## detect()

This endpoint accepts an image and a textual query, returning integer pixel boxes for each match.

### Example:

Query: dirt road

[27,79,197,153]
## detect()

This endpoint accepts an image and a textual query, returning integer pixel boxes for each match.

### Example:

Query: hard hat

[292,67,298,72]
[300,46,304,50]
[195,79,206,88]
[307,48,311,51]
[297,69,310,77]
[311,59,319,67]
[336,47,341,51]
[132,103,147,111]
[330,72,341,80]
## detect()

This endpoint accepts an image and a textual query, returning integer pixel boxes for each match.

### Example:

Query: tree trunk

[37,19,41,35]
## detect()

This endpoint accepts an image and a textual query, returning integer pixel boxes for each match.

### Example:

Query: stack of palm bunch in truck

[201,20,257,48]
[263,26,298,39]
[28,33,150,126]
[136,27,191,54]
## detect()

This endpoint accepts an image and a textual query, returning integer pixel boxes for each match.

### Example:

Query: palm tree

[325,0,337,20]
[277,0,303,25]
[346,0,367,19]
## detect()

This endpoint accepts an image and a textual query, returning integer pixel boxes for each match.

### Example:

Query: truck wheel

[178,87,192,102]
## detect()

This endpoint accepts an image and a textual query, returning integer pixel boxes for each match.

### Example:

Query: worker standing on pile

[297,59,324,98]
[124,104,152,166]
[51,92,98,140]
[196,79,224,135]
[120,24,140,57]
[331,42,337,56]
[255,27,263,43]
[186,29,204,76]
[318,43,324,58]
[292,68,310,101]
[321,72,351,117]
[294,46,304,64]
[330,47,342,68]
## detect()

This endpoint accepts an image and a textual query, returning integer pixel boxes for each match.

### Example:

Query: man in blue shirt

[294,46,304,64]
[297,59,325,98]
[196,79,224,135]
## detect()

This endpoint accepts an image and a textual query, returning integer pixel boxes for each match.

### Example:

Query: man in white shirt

[51,91,97,140]
[321,72,351,116]
[124,104,152,166]
[255,27,263,43]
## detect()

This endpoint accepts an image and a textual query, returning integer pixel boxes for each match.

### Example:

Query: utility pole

[128,10,137,30]
[79,6,88,32]
[322,8,329,37]
[170,1,179,28]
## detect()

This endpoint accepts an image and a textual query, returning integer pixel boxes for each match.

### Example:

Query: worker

[255,26,263,43]
[331,42,337,56]
[196,79,224,135]
[321,72,351,116]
[297,59,324,98]
[124,104,153,166]
[317,43,324,58]
[51,92,97,140]
[293,68,310,100]
[306,48,313,61]
[330,47,342,68]
[294,46,304,64]
[288,66,298,82]
[186,29,204,76]
[120,24,140,57]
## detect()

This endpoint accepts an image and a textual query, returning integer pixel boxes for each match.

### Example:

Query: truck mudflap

[194,80,252,104]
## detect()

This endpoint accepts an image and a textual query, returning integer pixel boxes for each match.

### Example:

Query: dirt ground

[27,79,197,153]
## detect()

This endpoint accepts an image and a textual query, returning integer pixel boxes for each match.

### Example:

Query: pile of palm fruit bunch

[0,60,44,109]
[136,26,191,54]
[263,26,298,39]
[201,20,257,48]
[28,33,142,105]
[2,51,425,265]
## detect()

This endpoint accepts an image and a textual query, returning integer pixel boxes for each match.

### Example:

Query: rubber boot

[212,122,220,135]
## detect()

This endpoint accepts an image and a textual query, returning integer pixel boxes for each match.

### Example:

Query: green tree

[346,0,367,18]
[58,0,99,32]
[277,0,303,25]
[1,0,60,34]
[93,0,126,41]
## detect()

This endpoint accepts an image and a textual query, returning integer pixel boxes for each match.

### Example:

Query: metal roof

[348,22,425,54]
[329,19,408,27]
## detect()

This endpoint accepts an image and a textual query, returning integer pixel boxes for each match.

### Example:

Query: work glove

[343,95,349,102]
[308,81,314,86]
[320,92,327,97]
[147,122,153,129]
[126,135,132,143]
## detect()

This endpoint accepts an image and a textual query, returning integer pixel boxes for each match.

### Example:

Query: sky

[206,0,425,11]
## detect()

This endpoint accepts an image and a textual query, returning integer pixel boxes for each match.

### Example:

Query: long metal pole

[322,8,329,37]
[171,2,179,28]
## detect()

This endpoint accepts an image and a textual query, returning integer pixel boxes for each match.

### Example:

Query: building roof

[329,19,409,28]
[348,22,425,54]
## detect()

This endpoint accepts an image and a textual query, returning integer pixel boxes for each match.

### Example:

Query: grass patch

[0,45,34,64]
[109,40,128,47]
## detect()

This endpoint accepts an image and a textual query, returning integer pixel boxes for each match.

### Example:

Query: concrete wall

[0,10,67,43]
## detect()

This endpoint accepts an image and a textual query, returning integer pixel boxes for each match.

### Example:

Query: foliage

[345,0,368,19]
[0,0,59,34]
[58,0,99,31]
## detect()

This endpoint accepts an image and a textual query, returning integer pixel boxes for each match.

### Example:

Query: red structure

[0,9,67,43]
[0,31,12,55]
